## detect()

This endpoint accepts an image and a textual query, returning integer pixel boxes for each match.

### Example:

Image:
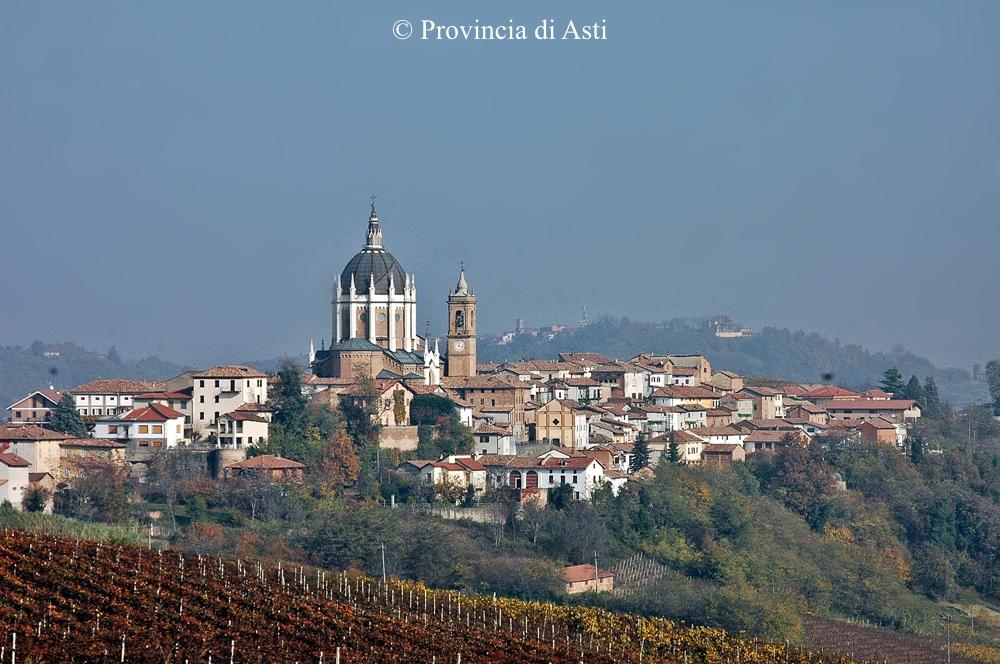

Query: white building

[0,451,31,508]
[94,404,186,449]
[72,379,167,418]
[473,421,516,456]
[187,366,268,437]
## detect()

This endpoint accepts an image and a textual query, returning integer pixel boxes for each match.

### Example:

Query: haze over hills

[478,317,990,407]
[1,316,990,413]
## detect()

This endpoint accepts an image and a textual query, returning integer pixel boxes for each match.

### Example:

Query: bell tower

[446,265,477,377]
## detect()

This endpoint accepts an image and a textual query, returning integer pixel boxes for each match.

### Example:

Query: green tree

[909,434,924,464]
[271,361,309,434]
[879,367,905,397]
[902,374,925,407]
[48,393,88,438]
[667,430,681,464]
[630,432,650,472]
[923,376,943,419]
[22,486,50,513]
[986,359,1000,416]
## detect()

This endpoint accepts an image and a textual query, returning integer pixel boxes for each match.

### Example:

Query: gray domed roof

[340,203,408,295]
[340,248,407,295]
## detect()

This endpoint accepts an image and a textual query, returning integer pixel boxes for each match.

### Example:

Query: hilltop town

[1,204,931,511]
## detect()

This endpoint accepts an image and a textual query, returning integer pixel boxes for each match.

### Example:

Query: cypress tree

[903,374,926,407]
[667,430,681,464]
[631,432,651,472]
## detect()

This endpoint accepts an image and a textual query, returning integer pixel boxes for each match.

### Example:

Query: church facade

[310,203,476,384]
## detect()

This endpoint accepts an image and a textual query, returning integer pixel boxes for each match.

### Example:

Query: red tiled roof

[120,403,184,421]
[474,421,512,436]
[235,402,271,412]
[563,563,614,584]
[0,452,30,468]
[226,454,305,470]
[824,399,919,411]
[651,386,720,399]
[135,392,191,401]
[191,365,266,379]
[72,379,166,394]
[223,411,269,423]
[801,386,860,399]
[0,425,69,441]
[702,443,741,453]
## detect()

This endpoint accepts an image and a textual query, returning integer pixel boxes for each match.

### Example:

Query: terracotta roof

[563,563,614,584]
[6,388,64,411]
[861,389,893,399]
[824,399,919,411]
[28,472,52,483]
[0,425,69,441]
[72,379,166,394]
[119,403,185,421]
[135,391,191,401]
[226,454,305,470]
[474,421,512,436]
[649,430,703,444]
[693,426,745,437]
[558,352,613,366]
[60,438,127,449]
[192,365,266,379]
[440,375,529,390]
[801,386,860,399]
[858,417,897,429]
[235,402,271,412]
[0,452,31,468]
[702,443,741,453]
[223,411,269,423]
[651,386,720,399]
[743,431,797,444]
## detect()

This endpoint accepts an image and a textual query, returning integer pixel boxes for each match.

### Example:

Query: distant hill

[0,341,188,413]
[479,316,989,406]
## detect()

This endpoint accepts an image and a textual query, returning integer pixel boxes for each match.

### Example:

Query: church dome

[341,248,407,295]
[340,204,407,295]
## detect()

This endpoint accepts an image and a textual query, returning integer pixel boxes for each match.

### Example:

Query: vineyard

[0,528,881,663]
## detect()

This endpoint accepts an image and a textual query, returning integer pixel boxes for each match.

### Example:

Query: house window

[152,425,163,434]
[200,396,205,403]
[199,412,205,420]
[214,380,219,388]
[214,396,219,403]
[199,380,205,388]
[138,425,149,434]
[108,425,118,434]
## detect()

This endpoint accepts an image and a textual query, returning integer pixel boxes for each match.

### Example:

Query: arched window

[526,470,539,489]
[509,470,522,489]
[455,310,465,329]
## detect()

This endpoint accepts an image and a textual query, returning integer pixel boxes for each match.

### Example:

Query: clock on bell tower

[446,266,477,377]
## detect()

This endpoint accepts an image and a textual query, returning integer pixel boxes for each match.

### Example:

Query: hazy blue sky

[2,1,998,368]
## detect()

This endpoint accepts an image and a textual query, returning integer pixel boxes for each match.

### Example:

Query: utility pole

[381,542,387,583]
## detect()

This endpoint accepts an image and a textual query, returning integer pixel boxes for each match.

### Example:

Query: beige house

[0,425,67,476]
[224,454,305,483]
[534,399,590,449]
[416,456,488,497]
[737,387,786,420]
[5,389,64,425]
[440,375,531,441]
[186,366,268,438]
[331,379,416,427]
[58,438,128,482]
[709,371,744,394]
[563,563,614,594]
[824,399,921,423]
[701,443,746,467]
[217,412,270,449]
